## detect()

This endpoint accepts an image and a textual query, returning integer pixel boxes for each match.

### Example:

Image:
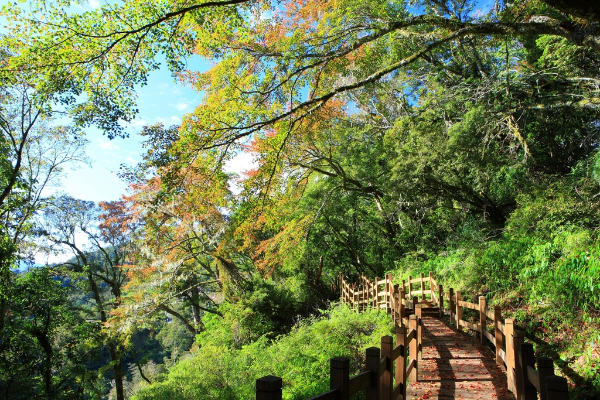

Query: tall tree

[42,197,136,400]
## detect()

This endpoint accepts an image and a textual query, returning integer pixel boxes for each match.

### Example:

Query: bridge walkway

[407,315,516,400]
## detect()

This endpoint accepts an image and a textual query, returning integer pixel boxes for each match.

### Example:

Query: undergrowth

[132,306,393,400]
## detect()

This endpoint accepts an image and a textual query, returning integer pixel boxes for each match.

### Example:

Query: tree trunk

[108,341,125,400]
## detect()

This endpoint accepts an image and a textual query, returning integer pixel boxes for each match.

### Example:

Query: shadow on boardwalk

[407,316,516,400]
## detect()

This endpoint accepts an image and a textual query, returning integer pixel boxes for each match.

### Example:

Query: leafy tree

[0,267,100,400]
[116,124,243,336]
[42,196,138,400]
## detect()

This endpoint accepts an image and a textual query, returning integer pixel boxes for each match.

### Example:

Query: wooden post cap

[381,335,393,344]
[331,357,350,369]
[546,375,568,391]
[256,376,282,391]
[521,342,534,351]
[415,304,422,308]
[409,314,417,320]
[537,356,554,368]
[396,326,406,334]
[366,347,380,357]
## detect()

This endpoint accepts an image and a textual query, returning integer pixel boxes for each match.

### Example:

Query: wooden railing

[256,271,569,400]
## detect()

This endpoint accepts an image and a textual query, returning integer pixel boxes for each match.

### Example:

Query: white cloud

[128,119,148,128]
[224,152,257,195]
[175,102,190,111]
[155,116,182,125]
[88,0,100,9]
[224,151,257,174]
[96,138,120,151]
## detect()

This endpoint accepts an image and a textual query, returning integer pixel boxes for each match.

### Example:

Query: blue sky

[0,0,253,204]
[60,56,206,202]
[62,56,256,203]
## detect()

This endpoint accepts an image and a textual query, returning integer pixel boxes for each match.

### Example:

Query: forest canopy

[1,0,600,399]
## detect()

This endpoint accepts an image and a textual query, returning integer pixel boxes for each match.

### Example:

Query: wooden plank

[430,276,437,289]
[378,357,387,378]
[527,365,540,391]
[459,319,480,331]
[307,389,339,400]
[484,329,494,344]
[486,309,495,320]
[498,321,505,334]
[349,371,372,395]
[395,326,406,400]
[406,329,416,342]
[391,344,404,361]
[392,382,402,400]
[458,300,479,310]
[409,290,424,296]
[498,348,506,365]
[405,359,416,378]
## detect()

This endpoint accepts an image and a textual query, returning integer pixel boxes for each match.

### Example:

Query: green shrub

[132,306,393,400]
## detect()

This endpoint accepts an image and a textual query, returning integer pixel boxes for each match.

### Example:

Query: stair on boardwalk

[406,316,516,400]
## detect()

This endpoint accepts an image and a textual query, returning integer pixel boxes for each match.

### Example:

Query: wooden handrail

[348,371,373,395]
[518,343,569,400]
[259,271,569,399]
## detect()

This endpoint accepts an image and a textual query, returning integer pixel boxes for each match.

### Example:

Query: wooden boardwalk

[256,272,570,400]
[407,315,516,399]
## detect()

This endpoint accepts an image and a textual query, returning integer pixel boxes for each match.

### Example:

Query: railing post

[361,281,365,312]
[520,342,537,400]
[420,272,425,300]
[365,347,380,400]
[408,275,412,298]
[393,284,399,323]
[395,326,407,400]
[412,296,418,312]
[386,274,394,314]
[546,376,569,400]
[513,330,525,399]
[372,280,376,310]
[374,277,379,311]
[409,315,418,383]
[381,336,393,400]
[330,357,349,400]
[538,357,555,400]
[456,290,462,329]
[415,304,423,361]
[399,288,406,326]
[506,319,515,392]
[448,288,458,328]
[256,376,282,400]
[494,306,503,366]
[438,284,444,318]
[479,296,486,344]
[429,271,434,300]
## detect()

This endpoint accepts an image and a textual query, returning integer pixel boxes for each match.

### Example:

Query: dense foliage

[1,0,600,398]
[133,306,393,400]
